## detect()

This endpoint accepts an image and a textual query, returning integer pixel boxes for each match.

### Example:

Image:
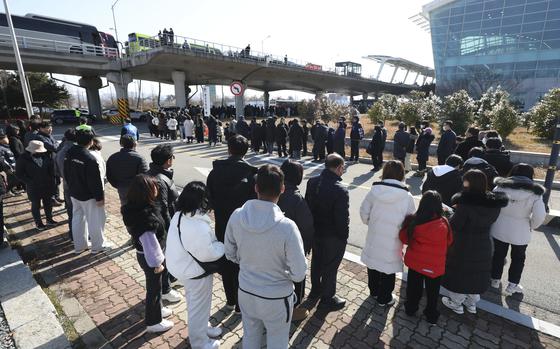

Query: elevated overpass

[0,32,429,118]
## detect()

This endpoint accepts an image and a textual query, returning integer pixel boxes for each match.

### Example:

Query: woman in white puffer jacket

[359,161,415,307]
[490,164,546,296]
[166,181,224,349]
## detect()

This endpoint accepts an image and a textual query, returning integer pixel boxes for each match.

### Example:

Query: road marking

[343,251,560,339]
[194,167,211,178]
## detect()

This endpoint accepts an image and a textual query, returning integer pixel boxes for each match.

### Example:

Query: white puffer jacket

[359,179,415,274]
[165,211,224,281]
[184,119,194,137]
[490,177,546,245]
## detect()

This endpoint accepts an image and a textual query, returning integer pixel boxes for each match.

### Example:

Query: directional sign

[230,81,244,96]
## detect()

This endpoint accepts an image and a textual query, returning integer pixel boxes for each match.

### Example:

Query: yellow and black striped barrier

[112,98,130,125]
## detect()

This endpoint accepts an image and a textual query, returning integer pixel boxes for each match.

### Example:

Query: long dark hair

[404,191,443,241]
[127,174,158,206]
[463,169,487,195]
[175,181,211,216]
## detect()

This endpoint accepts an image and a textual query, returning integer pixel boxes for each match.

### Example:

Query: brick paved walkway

[3,188,560,349]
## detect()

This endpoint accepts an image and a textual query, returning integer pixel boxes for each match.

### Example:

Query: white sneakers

[91,242,114,255]
[146,319,174,333]
[162,289,183,303]
[377,294,396,307]
[74,242,92,255]
[207,326,222,338]
[490,279,501,289]
[203,339,220,349]
[441,297,464,314]
[505,283,524,295]
[161,307,172,318]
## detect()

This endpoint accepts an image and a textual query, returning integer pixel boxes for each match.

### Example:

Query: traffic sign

[230,81,244,96]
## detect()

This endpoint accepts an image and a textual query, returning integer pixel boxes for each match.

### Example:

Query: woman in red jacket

[399,191,453,324]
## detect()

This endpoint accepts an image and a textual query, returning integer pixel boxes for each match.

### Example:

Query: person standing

[265,117,276,155]
[278,160,314,321]
[176,113,186,141]
[393,122,410,163]
[6,125,24,161]
[483,137,513,177]
[275,118,289,158]
[75,117,95,134]
[415,127,434,175]
[121,118,139,141]
[23,119,40,147]
[165,182,224,349]
[207,115,218,147]
[349,116,364,162]
[158,114,167,140]
[195,118,205,143]
[225,165,307,349]
[359,161,415,306]
[312,121,328,162]
[422,154,464,206]
[461,147,499,190]
[121,174,174,333]
[288,119,305,160]
[305,153,349,310]
[0,131,17,193]
[207,135,257,313]
[441,170,508,315]
[184,116,195,143]
[147,145,180,230]
[106,135,149,206]
[166,116,178,141]
[455,127,483,162]
[405,126,418,172]
[64,130,111,254]
[490,164,546,295]
[250,118,261,153]
[399,191,453,324]
[16,140,57,230]
[0,151,8,247]
[333,121,346,159]
[437,120,457,165]
[367,126,384,171]
[301,120,310,157]
[55,129,77,239]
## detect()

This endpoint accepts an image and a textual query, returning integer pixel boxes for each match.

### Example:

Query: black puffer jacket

[147,163,180,229]
[121,202,166,252]
[207,156,257,242]
[16,152,56,199]
[462,157,499,190]
[443,191,508,294]
[277,183,314,253]
[275,123,289,144]
[305,169,349,240]
[106,149,149,191]
[422,167,462,206]
[455,136,483,161]
[288,123,305,152]
[483,149,513,177]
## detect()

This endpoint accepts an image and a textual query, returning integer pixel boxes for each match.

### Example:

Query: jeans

[71,198,106,252]
[491,238,528,284]
[179,125,186,140]
[350,140,360,161]
[137,252,163,326]
[30,194,53,226]
[368,269,396,304]
[310,237,347,300]
[405,269,441,323]
[184,275,214,349]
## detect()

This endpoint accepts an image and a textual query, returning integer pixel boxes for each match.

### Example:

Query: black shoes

[318,295,346,310]
[46,219,58,226]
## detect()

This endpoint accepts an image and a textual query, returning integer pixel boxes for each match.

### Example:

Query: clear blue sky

[8,0,433,103]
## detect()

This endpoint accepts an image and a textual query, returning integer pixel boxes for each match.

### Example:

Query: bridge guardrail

[0,33,119,59]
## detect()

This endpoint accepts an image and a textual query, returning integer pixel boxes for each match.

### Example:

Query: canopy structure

[363,55,435,85]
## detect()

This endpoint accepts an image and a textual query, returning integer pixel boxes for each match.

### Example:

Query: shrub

[441,90,476,135]
[487,99,519,139]
[528,88,560,140]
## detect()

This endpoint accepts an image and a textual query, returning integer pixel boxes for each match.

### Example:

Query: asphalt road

[54,123,560,322]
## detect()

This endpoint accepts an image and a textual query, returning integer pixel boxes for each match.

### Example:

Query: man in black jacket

[422,154,463,206]
[455,127,483,161]
[33,121,63,205]
[483,137,513,177]
[393,122,410,163]
[349,117,364,162]
[64,130,111,254]
[312,121,328,162]
[302,120,310,157]
[437,120,457,165]
[265,117,276,155]
[147,144,180,229]
[207,135,257,313]
[288,119,305,160]
[275,118,289,158]
[305,153,349,310]
[463,147,499,190]
[106,135,149,206]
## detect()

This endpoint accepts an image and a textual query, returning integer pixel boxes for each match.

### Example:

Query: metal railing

[0,33,119,59]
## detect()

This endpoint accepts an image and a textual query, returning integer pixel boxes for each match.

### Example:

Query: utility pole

[3,0,34,118]
[111,0,121,47]
[543,116,560,211]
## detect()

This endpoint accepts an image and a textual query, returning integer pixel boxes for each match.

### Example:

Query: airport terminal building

[421,0,560,109]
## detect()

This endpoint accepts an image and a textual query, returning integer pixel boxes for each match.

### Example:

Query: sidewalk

[3,187,560,349]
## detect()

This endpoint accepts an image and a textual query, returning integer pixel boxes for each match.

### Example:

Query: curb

[0,246,71,349]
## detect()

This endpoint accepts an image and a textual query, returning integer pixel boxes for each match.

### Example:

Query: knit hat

[424,127,433,135]
[25,140,47,154]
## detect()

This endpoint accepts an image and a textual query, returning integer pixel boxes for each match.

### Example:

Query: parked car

[50,109,96,125]
[103,108,148,121]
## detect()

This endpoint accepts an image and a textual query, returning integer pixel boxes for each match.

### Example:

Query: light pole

[111,0,121,45]
[261,35,271,54]
[3,0,34,118]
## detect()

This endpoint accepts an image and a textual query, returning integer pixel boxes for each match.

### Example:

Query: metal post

[111,0,121,46]
[3,0,33,118]
[543,117,560,211]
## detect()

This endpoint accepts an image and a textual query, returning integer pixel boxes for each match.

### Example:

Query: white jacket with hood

[490,176,546,245]
[359,179,415,274]
[224,199,307,298]
[165,211,224,281]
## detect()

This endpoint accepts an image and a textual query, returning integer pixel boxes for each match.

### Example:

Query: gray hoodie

[225,199,307,298]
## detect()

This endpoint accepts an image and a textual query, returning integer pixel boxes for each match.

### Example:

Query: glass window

[524,11,547,23]
[504,0,526,6]
[501,24,522,34]
[449,23,463,33]
[516,61,537,70]
[485,0,505,10]
[502,15,523,26]
[466,1,484,13]
[503,5,525,16]
[550,1,560,10]
[546,9,560,20]
[522,21,545,32]
[482,18,502,30]
[542,39,560,48]
[525,2,549,12]
[543,29,560,40]
[545,20,560,31]
[464,11,483,22]
[463,21,481,31]
[449,15,463,24]
[450,6,465,16]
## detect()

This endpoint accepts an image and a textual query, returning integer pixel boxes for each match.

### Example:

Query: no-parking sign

[230,81,244,96]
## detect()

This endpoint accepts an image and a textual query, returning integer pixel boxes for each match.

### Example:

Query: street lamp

[261,35,271,54]
[111,0,121,45]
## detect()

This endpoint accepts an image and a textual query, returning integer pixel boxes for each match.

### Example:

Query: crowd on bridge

[0,111,548,349]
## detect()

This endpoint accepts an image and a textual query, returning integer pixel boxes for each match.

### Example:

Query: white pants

[184,275,214,349]
[404,153,412,172]
[447,291,480,307]
[71,198,106,251]
[238,289,294,349]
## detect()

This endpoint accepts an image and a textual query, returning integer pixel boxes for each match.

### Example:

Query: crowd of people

[0,112,549,349]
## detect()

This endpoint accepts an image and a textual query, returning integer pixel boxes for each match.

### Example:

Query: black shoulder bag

[177,214,224,279]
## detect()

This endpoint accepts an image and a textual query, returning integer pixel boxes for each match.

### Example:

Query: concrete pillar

[413,72,421,84]
[390,66,399,83]
[171,71,187,108]
[376,60,386,80]
[78,76,102,118]
[422,75,428,85]
[403,69,410,84]
[106,72,132,122]
[263,91,270,110]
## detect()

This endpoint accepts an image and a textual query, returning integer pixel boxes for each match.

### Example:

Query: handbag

[177,214,224,279]
[366,141,374,155]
